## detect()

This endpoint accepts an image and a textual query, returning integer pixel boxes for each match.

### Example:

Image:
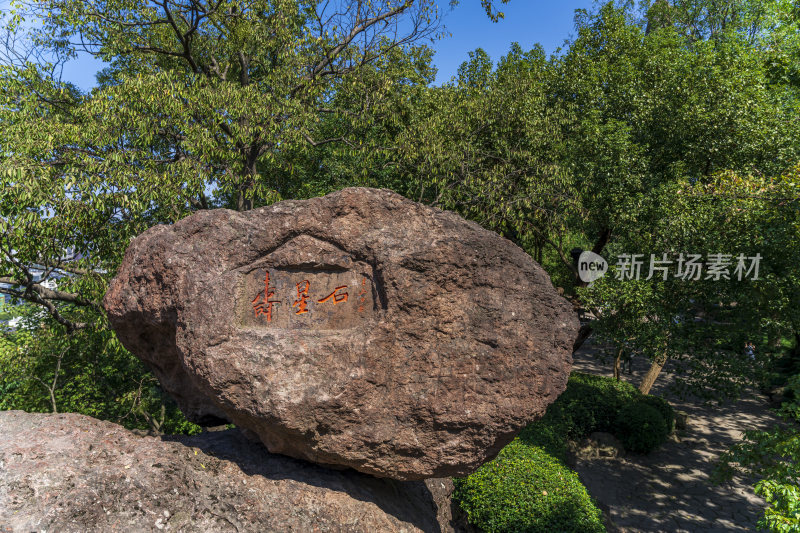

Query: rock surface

[0,411,458,533]
[568,432,626,464]
[104,187,578,480]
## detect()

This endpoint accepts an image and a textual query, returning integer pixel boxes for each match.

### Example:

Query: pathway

[570,345,779,533]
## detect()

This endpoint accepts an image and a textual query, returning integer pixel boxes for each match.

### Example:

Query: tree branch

[0,277,97,307]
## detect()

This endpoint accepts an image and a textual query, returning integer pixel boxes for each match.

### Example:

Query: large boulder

[0,411,457,533]
[104,187,578,480]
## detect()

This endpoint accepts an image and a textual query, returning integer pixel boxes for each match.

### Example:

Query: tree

[0,302,199,434]
[583,166,800,397]
[0,0,445,327]
[0,0,510,427]
[542,1,799,394]
[390,44,575,261]
[311,2,799,401]
[279,41,576,266]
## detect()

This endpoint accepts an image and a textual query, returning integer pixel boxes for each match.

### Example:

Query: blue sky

[57,1,596,90]
[432,1,595,83]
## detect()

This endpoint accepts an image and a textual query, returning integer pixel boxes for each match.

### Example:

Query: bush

[638,394,675,433]
[0,306,201,436]
[453,372,676,532]
[542,372,640,439]
[614,402,668,454]
[517,415,570,463]
[453,440,606,533]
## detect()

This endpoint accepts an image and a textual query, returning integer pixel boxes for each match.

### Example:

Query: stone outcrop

[104,187,578,480]
[568,432,626,464]
[0,411,457,533]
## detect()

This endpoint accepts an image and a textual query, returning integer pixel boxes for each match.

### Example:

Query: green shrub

[517,415,570,463]
[453,440,606,533]
[638,394,675,433]
[542,372,640,439]
[614,402,668,453]
[453,373,677,532]
[0,307,201,436]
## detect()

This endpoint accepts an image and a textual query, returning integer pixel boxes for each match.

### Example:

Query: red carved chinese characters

[358,277,367,312]
[252,273,366,323]
[293,280,311,314]
[252,271,279,321]
[318,285,348,305]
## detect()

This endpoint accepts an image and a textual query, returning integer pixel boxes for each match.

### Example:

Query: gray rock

[104,187,578,480]
[569,431,625,462]
[675,410,690,430]
[0,411,459,533]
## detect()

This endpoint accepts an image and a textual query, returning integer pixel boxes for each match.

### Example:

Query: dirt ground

[571,345,778,533]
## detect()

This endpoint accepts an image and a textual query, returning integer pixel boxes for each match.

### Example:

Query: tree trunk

[614,347,623,380]
[237,187,253,211]
[639,354,667,395]
[573,323,593,353]
[534,242,543,265]
[591,227,612,255]
[238,147,258,211]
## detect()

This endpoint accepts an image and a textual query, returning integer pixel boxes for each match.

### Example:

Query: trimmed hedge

[637,394,676,433]
[538,372,641,439]
[535,373,673,452]
[453,440,606,533]
[453,373,674,532]
[614,402,669,453]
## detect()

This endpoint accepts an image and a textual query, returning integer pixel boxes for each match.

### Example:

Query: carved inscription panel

[239,269,375,330]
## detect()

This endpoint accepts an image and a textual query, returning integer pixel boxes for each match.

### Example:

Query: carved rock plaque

[104,188,579,480]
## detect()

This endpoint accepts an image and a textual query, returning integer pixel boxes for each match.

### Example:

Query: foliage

[449,0,511,23]
[534,372,672,454]
[0,0,453,431]
[551,0,800,262]
[542,372,642,439]
[453,373,678,531]
[386,43,575,262]
[582,164,800,400]
[0,303,200,434]
[638,393,676,433]
[0,1,798,525]
[2,0,797,415]
[453,439,606,533]
[557,1,800,401]
[0,0,445,326]
[614,402,669,454]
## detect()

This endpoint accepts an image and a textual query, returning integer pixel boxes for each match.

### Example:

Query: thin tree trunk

[36,347,65,413]
[573,323,593,353]
[614,347,623,380]
[238,147,258,211]
[639,353,667,395]
[591,227,612,255]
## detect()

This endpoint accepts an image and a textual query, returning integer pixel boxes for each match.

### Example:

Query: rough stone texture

[104,187,578,480]
[568,432,626,464]
[0,411,460,533]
